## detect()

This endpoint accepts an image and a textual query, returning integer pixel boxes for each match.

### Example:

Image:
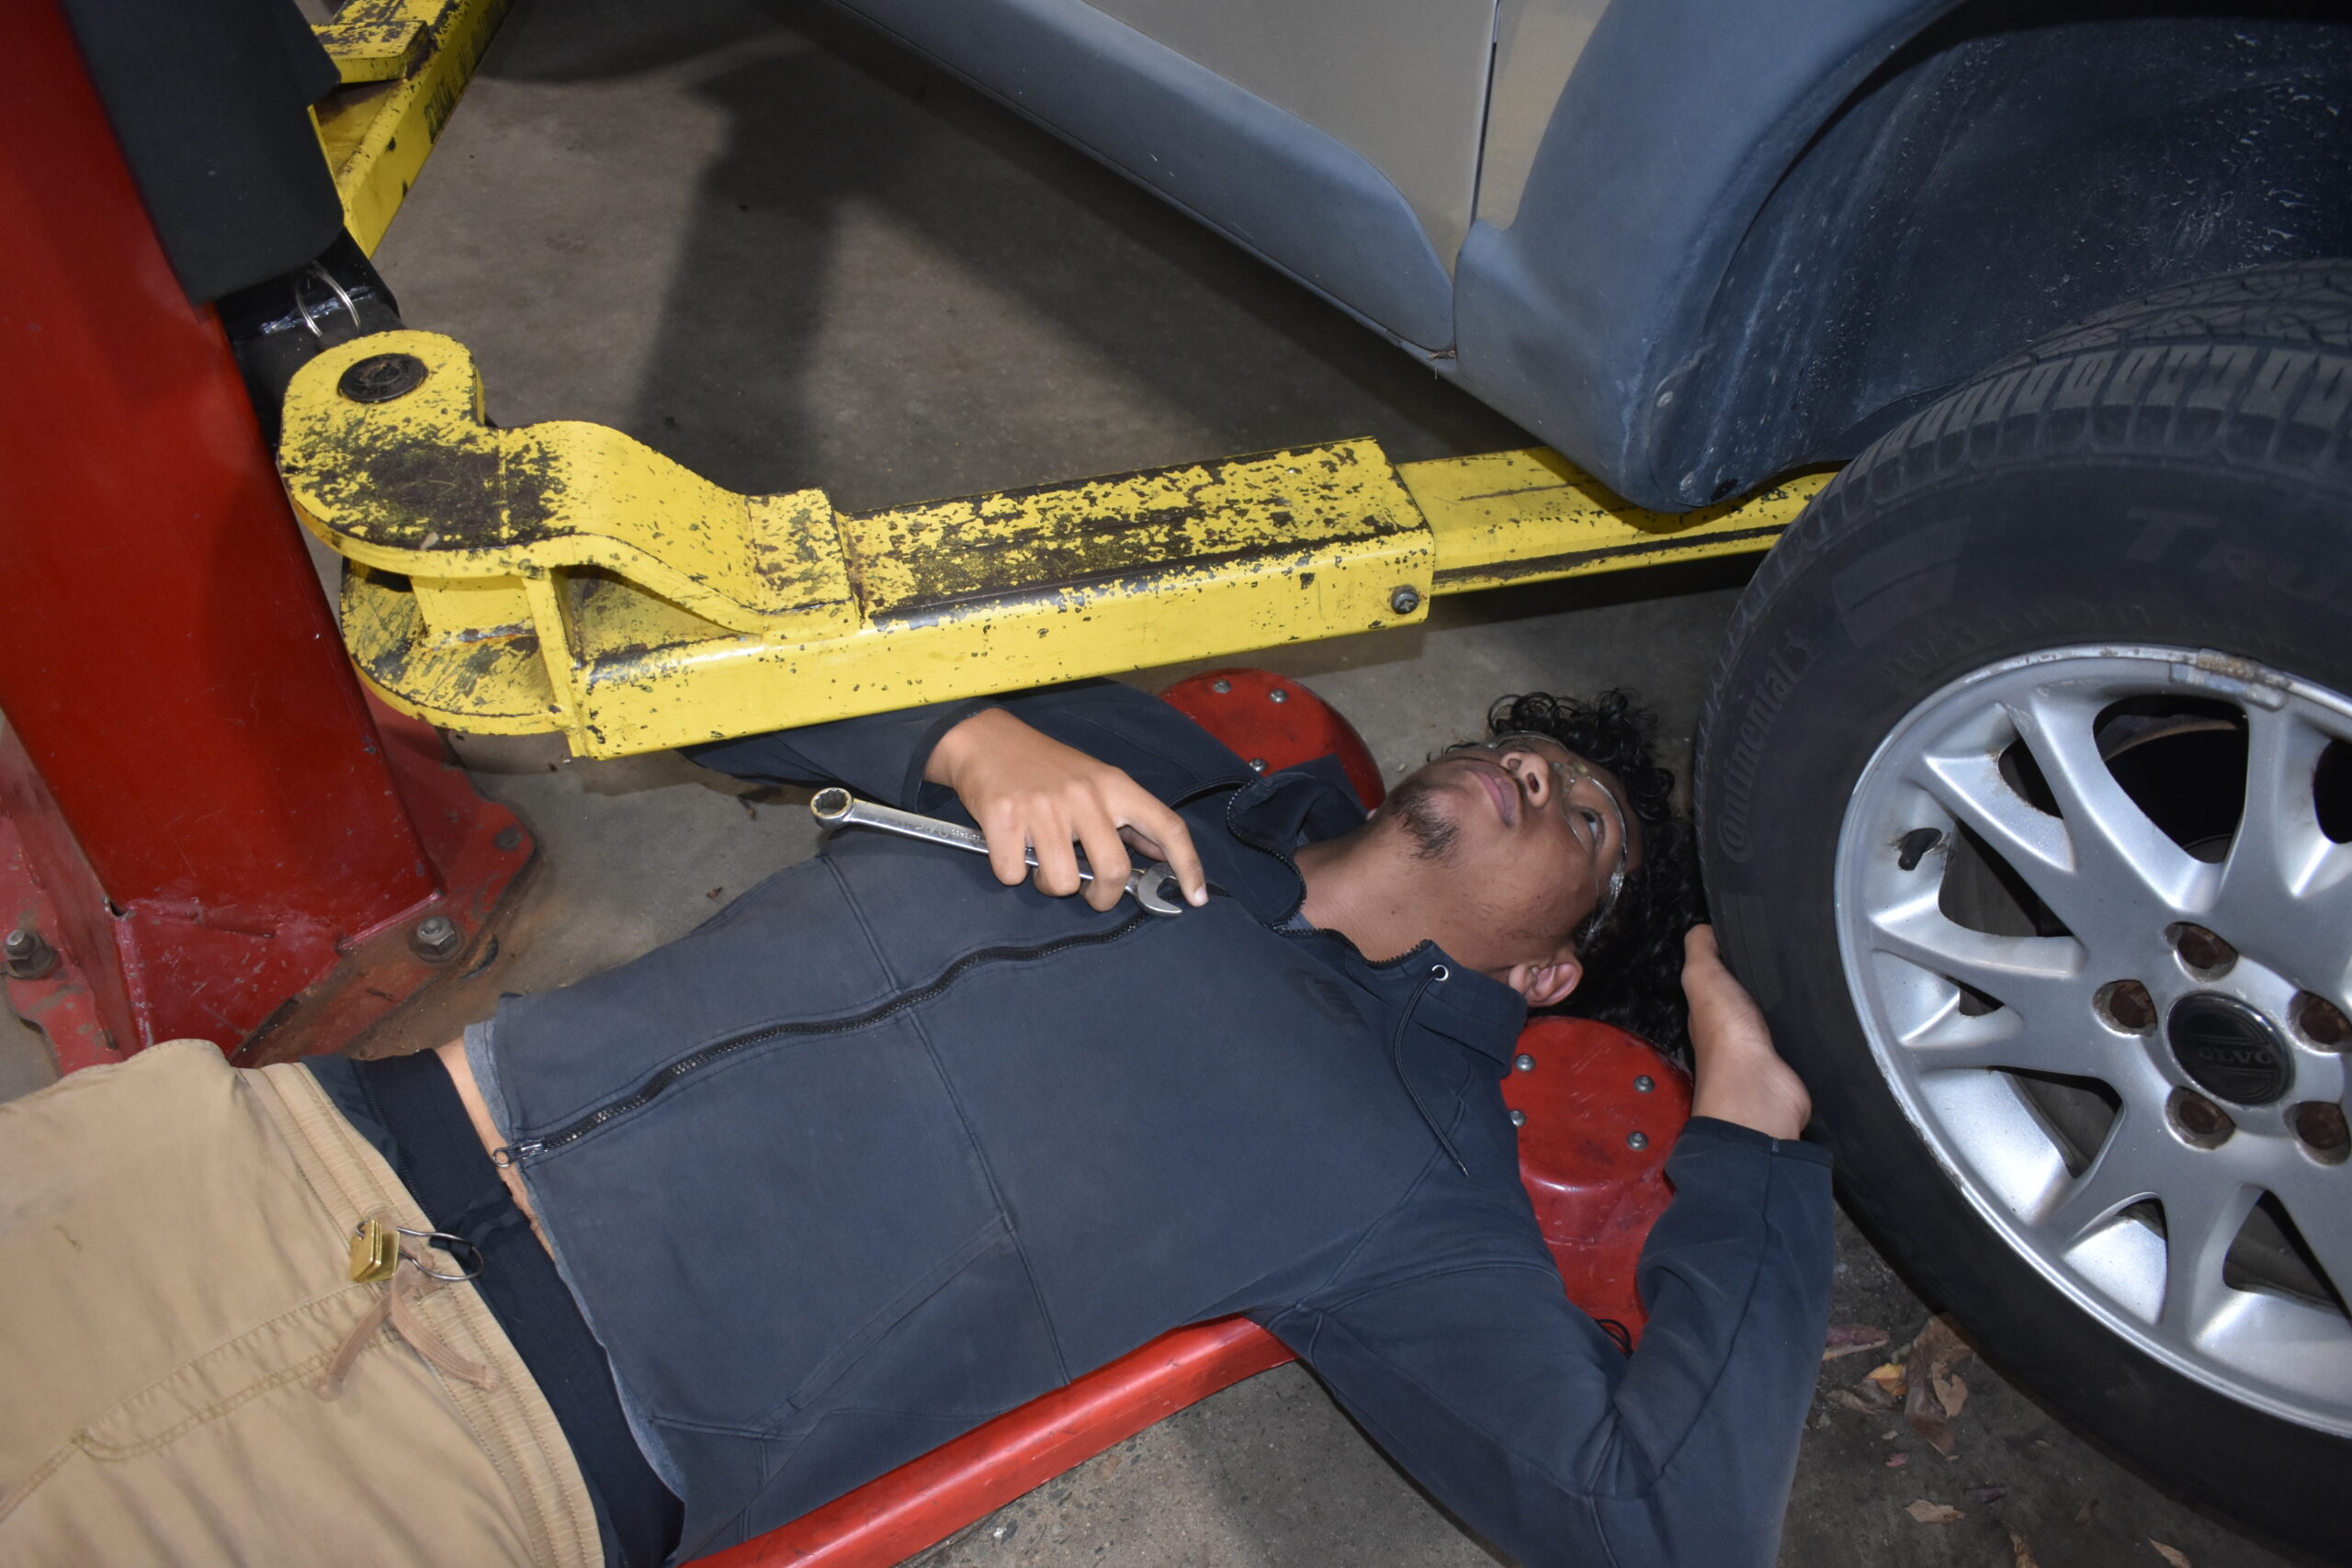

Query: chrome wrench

[809,787,1187,916]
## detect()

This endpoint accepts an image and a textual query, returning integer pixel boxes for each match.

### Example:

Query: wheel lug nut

[2169,923,2236,976]
[2290,1101,2348,1161]
[2294,992,2350,1050]
[2168,1089,2234,1147]
[2099,979,2156,1032]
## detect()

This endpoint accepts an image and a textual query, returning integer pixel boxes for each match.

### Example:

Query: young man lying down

[0,681,1826,1568]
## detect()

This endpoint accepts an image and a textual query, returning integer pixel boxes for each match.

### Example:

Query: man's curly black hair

[1485,691,1705,1065]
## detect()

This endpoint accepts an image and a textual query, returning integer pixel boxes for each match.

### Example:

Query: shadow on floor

[474,0,1529,511]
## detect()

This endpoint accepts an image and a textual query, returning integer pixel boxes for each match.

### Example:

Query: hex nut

[1509,1108,1526,1128]
[3,927,58,982]
[1269,688,1288,704]
[1626,1130,1649,1151]
[1514,1053,1535,1072]
[1634,1074,1655,1093]
[409,914,463,963]
[1210,679,1231,694]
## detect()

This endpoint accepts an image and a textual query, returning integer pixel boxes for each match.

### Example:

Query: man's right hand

[923,707,1209,912]
[1682,925,1812,1140]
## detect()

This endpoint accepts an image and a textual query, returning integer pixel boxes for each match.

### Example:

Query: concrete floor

[0,0,2329,1562]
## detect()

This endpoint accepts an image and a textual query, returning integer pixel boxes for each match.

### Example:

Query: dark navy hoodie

[468,682,1834,1566]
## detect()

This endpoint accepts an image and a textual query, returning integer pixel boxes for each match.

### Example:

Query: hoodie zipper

[1221,783,1309,927]
[1389,966,1467,1175]
[499,908,1153,1164]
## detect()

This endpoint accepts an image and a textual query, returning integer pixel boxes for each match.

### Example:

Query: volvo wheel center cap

[2168,993,2292,1106]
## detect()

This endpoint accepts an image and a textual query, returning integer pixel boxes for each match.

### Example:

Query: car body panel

[1091,0,1496,271]
[831,0,2349,516]
[1451,0,1957,506]
[1656,6,2352,506]
[835,0,1458,349]
[1476,0,1611,232]
[834,0,1959,502]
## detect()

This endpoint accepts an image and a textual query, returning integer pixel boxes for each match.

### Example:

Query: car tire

[1695,259,2352,1553]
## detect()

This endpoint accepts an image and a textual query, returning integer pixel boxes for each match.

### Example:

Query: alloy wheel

[1836,645,2352,1433]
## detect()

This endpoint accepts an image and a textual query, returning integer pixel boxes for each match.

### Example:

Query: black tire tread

[1703,259,2352,772]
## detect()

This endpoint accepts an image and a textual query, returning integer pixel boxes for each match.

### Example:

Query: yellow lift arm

[281,333,1827,758]
[310,0,514,253]
[293,14,1826,757]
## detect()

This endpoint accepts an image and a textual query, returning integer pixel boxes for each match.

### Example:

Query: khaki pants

[0,1041,601,1568]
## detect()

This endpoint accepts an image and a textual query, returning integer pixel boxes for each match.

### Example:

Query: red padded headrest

[1159,668,1385,810]
[1503,1018,1691,1340]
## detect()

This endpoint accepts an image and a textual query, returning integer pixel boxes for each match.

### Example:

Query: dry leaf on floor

[1963,1483,2007,1505]
[1865,1361,1908,1400]
[2009,1529,2041,1568]
[1904,1373,1958,1459]
[1904,1406,1956,1459]
[1907,1315,1977,1378]
[1899,1316,1975,1456]
[1827,1389,1883,1417]
[1849,1375,1898,1411]
[1885,1452,1909,1468]
[1905,1500,1965,1525]
[2150,1543,2192,1568]
[1825,1324,1891,1360]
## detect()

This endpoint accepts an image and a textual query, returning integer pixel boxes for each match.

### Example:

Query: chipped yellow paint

[283,335,855,638]
[285,333,1830,757]
[311,0,514,252]
[283,333,1434,756]
[314,0,443,84]
[1398,447,1832,592]
[410,574,534,643]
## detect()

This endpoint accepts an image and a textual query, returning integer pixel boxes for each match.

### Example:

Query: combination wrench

[809,787,1187,916]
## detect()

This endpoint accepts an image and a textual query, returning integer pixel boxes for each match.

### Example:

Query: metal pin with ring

[296,262,362,340]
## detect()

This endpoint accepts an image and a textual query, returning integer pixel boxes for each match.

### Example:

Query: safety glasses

[1442,733,1632,947]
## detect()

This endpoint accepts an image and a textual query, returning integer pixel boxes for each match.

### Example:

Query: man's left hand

[924,707,1209,911]
[1682,925,1811,1140]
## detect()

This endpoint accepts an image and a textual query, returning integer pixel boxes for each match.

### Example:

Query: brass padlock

[347,1216,400,1283]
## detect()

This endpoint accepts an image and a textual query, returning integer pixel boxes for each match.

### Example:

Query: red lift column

[0,0,529,1071]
